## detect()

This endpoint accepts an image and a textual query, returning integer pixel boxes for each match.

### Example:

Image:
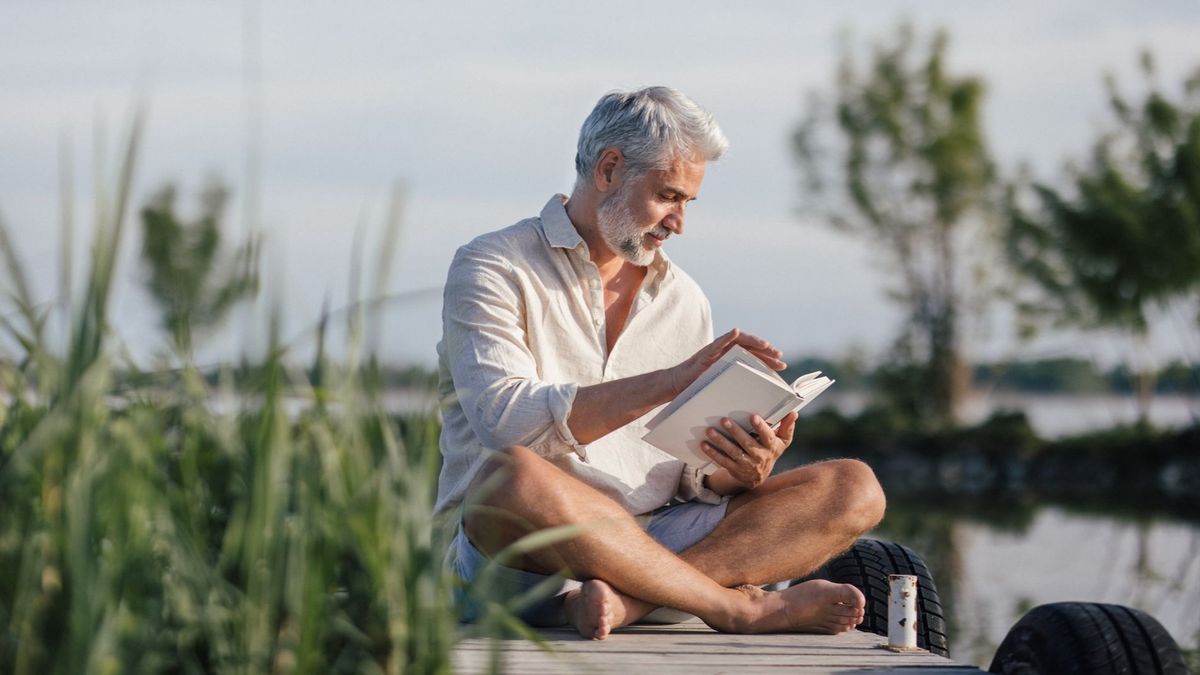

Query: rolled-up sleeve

[674,465,725,505]
[442,246,588,460]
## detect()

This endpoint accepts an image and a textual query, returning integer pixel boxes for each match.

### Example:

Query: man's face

[596,157,706,266]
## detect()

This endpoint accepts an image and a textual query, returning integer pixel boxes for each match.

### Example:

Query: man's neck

[564,192,626,278]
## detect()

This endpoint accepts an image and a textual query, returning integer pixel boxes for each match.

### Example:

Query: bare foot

[722,580,866,634]
[563,580,634,639]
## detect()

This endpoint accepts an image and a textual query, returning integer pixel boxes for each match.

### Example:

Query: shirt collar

[539,194,674,279]
[540,194,583,250]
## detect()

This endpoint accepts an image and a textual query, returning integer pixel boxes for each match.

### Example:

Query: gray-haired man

[436,86,885,638]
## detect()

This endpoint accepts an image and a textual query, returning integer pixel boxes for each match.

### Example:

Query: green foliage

[139,181,259,356]
[0,121,474,674]
[1154,359,1200,393]
[1005,52,1200,335]
[795,22,998,427]
[791,401,1199,521]
[974,357,1110,394]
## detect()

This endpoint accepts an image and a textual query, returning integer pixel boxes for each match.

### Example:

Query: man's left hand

[700,411,798,491]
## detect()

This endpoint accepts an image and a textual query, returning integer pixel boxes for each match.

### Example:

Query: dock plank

[454,620,982,674]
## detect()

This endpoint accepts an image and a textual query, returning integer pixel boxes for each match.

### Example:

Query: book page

[766,375,835,426]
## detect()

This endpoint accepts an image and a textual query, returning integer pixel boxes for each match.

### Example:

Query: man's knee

[820,458,887,535]
[759,459,885,535]
[463,445,569,570]
[467,445,550,511]
[464,446,543,547]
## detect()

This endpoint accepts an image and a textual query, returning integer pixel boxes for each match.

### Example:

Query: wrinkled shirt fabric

[434,194,722,516]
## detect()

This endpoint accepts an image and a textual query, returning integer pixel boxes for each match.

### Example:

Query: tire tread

[988,601,1190,675]
[802,538,950,657]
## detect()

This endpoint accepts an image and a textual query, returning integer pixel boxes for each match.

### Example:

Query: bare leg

[463,447,878,638]
[694,459,885,583]
[580,459,886,633]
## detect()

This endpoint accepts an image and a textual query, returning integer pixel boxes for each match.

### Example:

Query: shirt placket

[585,263,607,360]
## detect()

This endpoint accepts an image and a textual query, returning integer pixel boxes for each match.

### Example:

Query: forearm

[567,368,678,445]
[703,468,750,497]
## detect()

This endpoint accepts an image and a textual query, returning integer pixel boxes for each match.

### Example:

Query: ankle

[711,586,760,633]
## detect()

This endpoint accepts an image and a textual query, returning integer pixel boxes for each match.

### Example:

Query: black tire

[799,537,950,657]
[988,602,1190,675]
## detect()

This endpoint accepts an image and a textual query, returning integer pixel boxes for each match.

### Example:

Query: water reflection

[872,497,1200,667]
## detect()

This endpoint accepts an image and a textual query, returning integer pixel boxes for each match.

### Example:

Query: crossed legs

[462,446,886,638]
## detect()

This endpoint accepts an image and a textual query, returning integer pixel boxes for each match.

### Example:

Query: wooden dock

[453,620,984,674]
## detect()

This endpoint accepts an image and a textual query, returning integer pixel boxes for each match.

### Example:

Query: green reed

[0,118,485,674]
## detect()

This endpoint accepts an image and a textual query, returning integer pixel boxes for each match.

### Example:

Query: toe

[836,583,866,609]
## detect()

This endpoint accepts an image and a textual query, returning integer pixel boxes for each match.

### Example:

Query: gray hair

[574,86,729,186]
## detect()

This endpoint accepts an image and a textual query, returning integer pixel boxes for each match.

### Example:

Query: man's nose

[664,204,686,235]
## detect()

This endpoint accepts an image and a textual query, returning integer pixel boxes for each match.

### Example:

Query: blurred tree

[974,357,1109,394]
[794,24,997,428]
[139,181,259,357]
[1005,52,1200,415]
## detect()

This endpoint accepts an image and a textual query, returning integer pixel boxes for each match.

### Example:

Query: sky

[3,2,1200,369]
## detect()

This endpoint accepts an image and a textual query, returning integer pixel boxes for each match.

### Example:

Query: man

[436,86,885,639]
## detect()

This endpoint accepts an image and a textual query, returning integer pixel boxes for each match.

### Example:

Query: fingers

[748,415,777,445]
[723,417,766,455]
[702,426,745,463]
[695,329,742,369]
[729,329,767,349]
[776,412,798,446]
[730,331,786,370]
[711,330,785,368]
[699,437,741,474]
[711,328,740,352]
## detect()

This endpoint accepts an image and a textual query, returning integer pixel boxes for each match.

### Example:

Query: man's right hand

[666,329,786,397]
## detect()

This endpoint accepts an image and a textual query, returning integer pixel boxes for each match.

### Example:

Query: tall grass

[0,119,467,673]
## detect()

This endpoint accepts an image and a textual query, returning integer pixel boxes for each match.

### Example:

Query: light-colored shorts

[447,498,729,626]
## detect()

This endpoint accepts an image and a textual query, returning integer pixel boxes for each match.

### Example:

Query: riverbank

[786,408,1200,519]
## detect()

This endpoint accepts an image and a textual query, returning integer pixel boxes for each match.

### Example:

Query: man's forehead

[650,159,706,197]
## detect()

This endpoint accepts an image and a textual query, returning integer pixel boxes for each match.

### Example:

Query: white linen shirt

[434,194,722,516]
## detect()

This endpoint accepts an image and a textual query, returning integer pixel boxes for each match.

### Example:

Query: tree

[794,24,997,427]
[1005,52,1200,412]
[139,181,259,358]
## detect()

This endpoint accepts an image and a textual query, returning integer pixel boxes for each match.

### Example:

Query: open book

[642,345,834,475]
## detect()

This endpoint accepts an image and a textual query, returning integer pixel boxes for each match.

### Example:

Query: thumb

[712,328,741,353]
[777,412,798,445]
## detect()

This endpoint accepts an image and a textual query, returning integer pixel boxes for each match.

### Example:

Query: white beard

[596,184,669,267]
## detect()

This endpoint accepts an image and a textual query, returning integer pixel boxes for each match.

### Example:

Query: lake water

[874,502,1200,667]
[806,392,1200,665]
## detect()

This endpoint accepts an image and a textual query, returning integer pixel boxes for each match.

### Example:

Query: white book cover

[643,346,834,474]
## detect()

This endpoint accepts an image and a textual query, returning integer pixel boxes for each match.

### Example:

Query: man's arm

[444,247,784,457]
[567,328,785,444]
[443,248,587,456]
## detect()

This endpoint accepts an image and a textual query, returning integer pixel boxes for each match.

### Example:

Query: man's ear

[593,148,624,193]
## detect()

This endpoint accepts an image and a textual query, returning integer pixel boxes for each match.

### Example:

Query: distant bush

[789,404,1198,520]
